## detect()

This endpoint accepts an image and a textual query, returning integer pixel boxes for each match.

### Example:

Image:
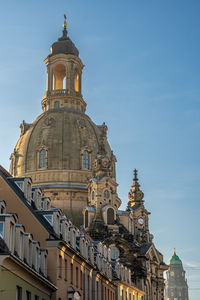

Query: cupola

[42,14,86,113]
[169,249,182,265]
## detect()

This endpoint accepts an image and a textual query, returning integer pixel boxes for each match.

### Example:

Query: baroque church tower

[84,161,168,299]
[10,16,116,226]
[165,250,189,300]
[10,16,168,299]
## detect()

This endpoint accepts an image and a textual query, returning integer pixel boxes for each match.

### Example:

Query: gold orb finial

[63,14,67,29]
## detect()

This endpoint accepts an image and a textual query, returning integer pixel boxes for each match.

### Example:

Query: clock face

[138,217,144,225]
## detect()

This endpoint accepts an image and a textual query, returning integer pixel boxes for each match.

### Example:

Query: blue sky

[0,1,200,298]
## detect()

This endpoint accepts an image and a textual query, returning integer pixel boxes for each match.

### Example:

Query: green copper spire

[169,248,182,265]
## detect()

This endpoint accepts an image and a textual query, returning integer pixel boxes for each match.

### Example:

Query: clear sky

[0,1,200,298]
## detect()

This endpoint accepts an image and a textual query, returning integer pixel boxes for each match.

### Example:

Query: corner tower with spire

[127,169,151,243]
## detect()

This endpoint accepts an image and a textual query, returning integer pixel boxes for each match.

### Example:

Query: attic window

[44,215,53,225]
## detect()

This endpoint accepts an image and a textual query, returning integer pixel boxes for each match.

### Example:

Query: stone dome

[12,108,113,177]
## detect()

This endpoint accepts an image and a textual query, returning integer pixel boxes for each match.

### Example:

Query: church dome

[12,108,112,176]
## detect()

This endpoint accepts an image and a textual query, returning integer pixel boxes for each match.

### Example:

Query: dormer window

[39,149,48,168]
[83,150,89,169]
[0,222,4,238]
[44,214,53,225]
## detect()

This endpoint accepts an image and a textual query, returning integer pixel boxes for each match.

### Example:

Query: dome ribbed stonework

[12,109,113,176]
[10,107,115,225]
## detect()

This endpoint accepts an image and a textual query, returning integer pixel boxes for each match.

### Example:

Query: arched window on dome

[82,150,89,169]
[74,70,79,92]
[39,149,48,168]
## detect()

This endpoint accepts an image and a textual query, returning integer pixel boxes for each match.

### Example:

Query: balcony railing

[46,89,81,98]
[49,89,67,97]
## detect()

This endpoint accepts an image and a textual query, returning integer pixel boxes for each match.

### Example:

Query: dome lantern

[42,15,86,113]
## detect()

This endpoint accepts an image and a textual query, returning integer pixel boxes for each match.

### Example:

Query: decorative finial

[174,248,176,255]
[59,14,68,40]
[133,169,138,182]
[127,169,144,208]
[63,14,67,29]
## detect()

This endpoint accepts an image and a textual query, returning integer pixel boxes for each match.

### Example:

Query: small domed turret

[169,249,182,265]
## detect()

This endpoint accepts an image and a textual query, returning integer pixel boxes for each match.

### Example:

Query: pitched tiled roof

[0,170,58,238]
[0,165,12,178]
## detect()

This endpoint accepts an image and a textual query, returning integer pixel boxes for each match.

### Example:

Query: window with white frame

[39,149,48,168]
[0,222,4,238]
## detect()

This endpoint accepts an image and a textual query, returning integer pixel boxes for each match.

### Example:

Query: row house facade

[0,200,56,300]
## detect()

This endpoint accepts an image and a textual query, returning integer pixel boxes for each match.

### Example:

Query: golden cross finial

[174,248,176,255]
[63,14,67,29]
